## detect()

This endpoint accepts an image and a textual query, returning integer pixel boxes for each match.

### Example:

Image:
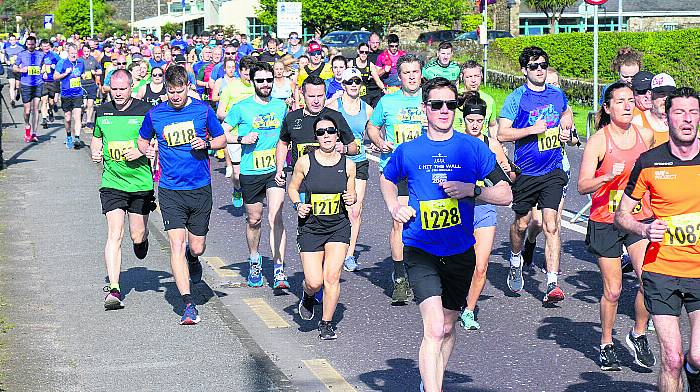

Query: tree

[525,0,577,33]
[161,22,180,38]
[55,0,110,37]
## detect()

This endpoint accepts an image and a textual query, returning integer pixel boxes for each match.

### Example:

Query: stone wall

[627,16,700,32]
[107,0,168,23]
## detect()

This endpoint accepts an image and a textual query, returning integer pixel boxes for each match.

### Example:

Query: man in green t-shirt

[454,60,498,137]
[90,69,155,311]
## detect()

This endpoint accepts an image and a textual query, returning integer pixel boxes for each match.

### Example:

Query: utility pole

[90,0,94,37]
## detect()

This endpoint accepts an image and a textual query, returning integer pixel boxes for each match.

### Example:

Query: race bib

[9,55,16,64]
[420,198,461,231]
[354,138,364,154]
[27,66,40,76]
[163,121,196,147]
[69,77,81,88]
[359,85,367,97]
[394,123,421,144]
[252,148,275,170]
[608,190,642,214]
[83,71,93,80]
[42,64,52,74]
[663,212,700,246]
[297,142,319,156]
[104,61,112,70]
[106,140,134,162]
[537,128,561,151]
[311,193,341,216]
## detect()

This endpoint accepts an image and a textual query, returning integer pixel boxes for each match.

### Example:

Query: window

[247,17,270,40]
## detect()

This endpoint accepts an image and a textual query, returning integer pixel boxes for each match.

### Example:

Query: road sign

[277,2,302,39]
[578,2,594,18]
[585,0,608,5]
[43,14,53,30]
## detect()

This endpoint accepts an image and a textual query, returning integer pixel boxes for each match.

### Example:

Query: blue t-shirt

[325,78,343,99]
[499,84,569,176]
[5,43,24,67]
[210,60,240,81]
[41,51,61,82]
[369,90,426,170]
[224,96,287,175]
[149,59,167,69]
[383,132,497,256]
[238,43,254,56]
[139,99,225,190]
[55,58,85,97]
[15,50,45,86]
[171,39,188,51]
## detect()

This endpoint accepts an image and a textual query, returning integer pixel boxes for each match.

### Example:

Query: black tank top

[299,151,350,231]
[143,83,164,107]
[353,59,377,90]
[305,64,324,78]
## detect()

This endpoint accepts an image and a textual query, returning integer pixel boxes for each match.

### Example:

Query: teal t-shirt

[224,96,288,175]
[369,90,426,170]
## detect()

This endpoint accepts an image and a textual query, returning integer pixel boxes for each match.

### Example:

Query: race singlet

[420,198,461,230]
[395,123,421,144]
[107,141,134,162]
[27,66,40,76]
[537,128,561,152]
[69,77,81,88]
[608,190,642,214]
[311,193,341,216]
[663,212,700,246]
[163,121,196,147]
[253,148,275,170]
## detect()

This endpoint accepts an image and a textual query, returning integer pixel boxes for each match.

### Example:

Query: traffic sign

[43,14,53,30]
[585,0,608,5]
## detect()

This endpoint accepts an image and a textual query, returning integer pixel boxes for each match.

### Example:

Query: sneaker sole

[600,364,622,371]
[104,299,124,310]
[180,316,201,325]
[248,280,264,287]
[319,335,338,340]
[625,334,656,368]
[298,302,314,321]
[543,294,565,304]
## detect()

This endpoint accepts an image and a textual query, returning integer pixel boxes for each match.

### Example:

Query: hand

[297,203,311,218]
[439,181,475,199]
[342,190,356,206]
[241,132,259,144]
[65,67,73,75]
[391,205,416,223]
[644,219,668,243]
[91,149,102,163]
[123,147,143,161]
[334,141,345,153]
[611,161,626,177]
[379,140,394,153]
[274,169,286,186]
[530,117,547,135]
[190,136,207,150]
[558,127,571,144]
[384,65,391,73]
[285,97,294,107]
[560,115,574,131]
[145,139,157,160]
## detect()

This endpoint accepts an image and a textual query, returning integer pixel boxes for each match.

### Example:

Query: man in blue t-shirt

[367,53,426,305]
[39,39,61,129]
[496,46,574,303]
[170,30,188,52]
[54,44,86,149]
[4,34,24,108]
[222,61,289,291]
[13,36,45,143]
[381,77,512,392]
[137,65,226,325]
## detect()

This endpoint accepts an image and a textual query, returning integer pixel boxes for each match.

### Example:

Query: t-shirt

[149,59,167,69]
[453,89,496,136]
[238,43,254,56]
[224,96,288,175]
[4,43,24,67]
[376,49,406,87]
[369,89,426,170]
[55,58,85,97]
[499,84,569,176]
[280,107,355,167]
[383,131,497,256]
[218,78,255,114]
[41,51,61,82]
[422,59,460,83]
[94,99,153,192]
[626,144,700,278]
[15,50,45,86]
[170,39,188,51]
[81,55,101,86]
[297,63,333,86]
[258,50,284,64]
[138,99,225,190]
[325,78,344,100]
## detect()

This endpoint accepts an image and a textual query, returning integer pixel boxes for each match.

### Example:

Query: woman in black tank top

[288,114,357,340]
[139,67,165,107]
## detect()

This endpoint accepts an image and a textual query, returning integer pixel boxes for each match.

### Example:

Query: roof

[520,0,700,15]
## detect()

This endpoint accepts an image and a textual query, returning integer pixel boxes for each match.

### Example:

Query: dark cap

[176,30,182,35]
[202,30,210,36]
[231,39,240,47]
[174,54,187,64]
[631,71,653,92]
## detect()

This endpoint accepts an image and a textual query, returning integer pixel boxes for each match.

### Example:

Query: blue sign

[43,14,54,30]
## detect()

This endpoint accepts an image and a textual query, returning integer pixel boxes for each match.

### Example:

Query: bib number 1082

[663,212,700,246]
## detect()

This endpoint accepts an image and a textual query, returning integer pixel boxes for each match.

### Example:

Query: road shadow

[563,371,655,391]
[564,265,643,322]
[3,127,62,168]
[359,358,489,391]
[354,256,400,302]
[218,203,245,218]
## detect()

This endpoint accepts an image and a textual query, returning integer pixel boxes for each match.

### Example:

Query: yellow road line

[243,298,290,329]
[303,359,356,392]
[202,256,240,278]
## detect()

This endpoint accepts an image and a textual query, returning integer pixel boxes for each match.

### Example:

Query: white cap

[651,73,676,95]
[341,68,362,82]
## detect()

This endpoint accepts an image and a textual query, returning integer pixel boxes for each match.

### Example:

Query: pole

[617,0,623,31]
[130,0,134,35]
[89,0,94,37]
[182,2,186,36]
[482,0,488,86]
[157,0,161,17]
[593,4,599,114]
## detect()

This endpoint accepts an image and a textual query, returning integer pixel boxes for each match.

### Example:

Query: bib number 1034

[420,198,461,230]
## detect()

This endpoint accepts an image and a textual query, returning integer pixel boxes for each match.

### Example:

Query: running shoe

[318,320,337,340]
[30,134,39,143]
[41,118,48,129]
[273,265,289,290]
[232,189,243,208]
[459,309,480,330]
[247,254,263,287]
[23,126,32,143]
[507,260,524,293]
[180,303,201,325]
[66,135,73,149]
[48,109,54,123]
[314,288,323,304]
[391,276,411,305]
[185,245,202,284]
[298,290,315,320]
[599,343,622,371]
[133,239,149,260]
[685,353,700,392]
[621,253,634,274]
[73,139,85,150]
[543,283,565,304]
[626,330,656,368]
[225,165,233,178]
[103,286,124,310]
[343,255,359,272]
[522,238,536,267]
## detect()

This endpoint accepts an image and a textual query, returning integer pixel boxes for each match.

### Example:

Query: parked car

[320,31,372,48]
[454,30,513,42]
[416,30,464,44]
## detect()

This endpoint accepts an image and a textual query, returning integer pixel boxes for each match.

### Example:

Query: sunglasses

[289,36,299,40]
[389,44,399,48]
[254,77,274,83]
[427,99,459,111]
[225,51,236,55]
[343,78,362,86]
[526,61,549,71]
[309,50,322,56]
[152,73,163,77]
[635,89,650,95]
[358,50,369,54]
[315,127,338,136]
[115,62,127,65]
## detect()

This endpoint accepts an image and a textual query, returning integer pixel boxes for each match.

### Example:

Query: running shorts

[473,204,497,229]
[585,220,645,259]
[20,84,42,103]
[83,84,98,100]
[42,81,60,97]
[642,271,700,316]
[240,172,284,205]
[158,185,212,236]
[61,96,83,112]
[99,188,156,215]
[511,168,567,215]
[355,159,369,181]
[297,222,351,252]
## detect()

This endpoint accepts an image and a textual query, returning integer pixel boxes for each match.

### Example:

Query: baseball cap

[174,54,187,64]
[308,42,322,53]
[341,68,362,82]
[132,53,144,61]
[231,39,240,47]
[651,73,676,96]
[631,71,653,92]
[176,30,182,36]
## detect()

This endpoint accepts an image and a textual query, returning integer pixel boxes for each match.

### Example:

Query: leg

[527,207,543,242]
[687,311,700,382]
[321,242,348,321]
[541,207,561,275]
[418,297,460,392]
[40,94,48,121]
[64,110,72,136]
[438,309,462,381]
[598,257,622,345]
[22,101,30,126]
[104,210,126,286]
[465,226,496,311]
[266,187,287,265]
[30,97,40,133]
[85,98,95,128]
[166,228,191,296]
[72,107,83,138]
[653,315,684,392]
[127,212,149,245]
[346,178,367,258]
[300,251,325,295]
[628,239,651,336]
[187,232,207,257]
[244,202,264,257]
[509,212,531,255]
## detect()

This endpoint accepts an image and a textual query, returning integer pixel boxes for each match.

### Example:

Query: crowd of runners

[2,29,699,392]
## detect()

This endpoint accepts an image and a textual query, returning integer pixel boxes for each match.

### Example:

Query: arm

[90,136,103,163]
[380,174,416,223]
[221,122,238,144]
[488,119,499,139]
[367,122,392,153]
[137,136,152,155]
[496,117,545,143]
[343,159,357,206]
[489,138,516,182]
[287,156,312,218]
[275,139,290,185]
[615,195,667,242]
[577,134,617,195]
[211,79,222,103]
[479,181,513,206]
[370,63,386,91]
[135,85,146,99]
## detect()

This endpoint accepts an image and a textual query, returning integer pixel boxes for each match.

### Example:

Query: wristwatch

[293,201,301,210]
[204,140,211,150]
[236,135,243,143]
[473,185,482,198]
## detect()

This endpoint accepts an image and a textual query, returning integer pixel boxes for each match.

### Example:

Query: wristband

[293,201,301,210]
[204,140,211,150]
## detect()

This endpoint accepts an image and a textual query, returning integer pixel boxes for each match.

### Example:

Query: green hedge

[490,29,700,90]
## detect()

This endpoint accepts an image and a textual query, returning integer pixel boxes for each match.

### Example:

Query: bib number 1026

[420,198,461,230]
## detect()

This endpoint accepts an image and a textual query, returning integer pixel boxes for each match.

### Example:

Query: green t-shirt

[422,59,460,83]
[93,99,153,192]
[454,89,495,136]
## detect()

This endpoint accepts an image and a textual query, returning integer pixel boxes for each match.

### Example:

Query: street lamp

[15,15,21,35]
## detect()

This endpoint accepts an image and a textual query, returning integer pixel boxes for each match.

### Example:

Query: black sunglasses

[309,50,322,56]
[254,77,274,84]
[427,99,459,111]
[389,44,399,48]
[152,73,163,77]
[289,36,299,40]
[115,62,127,65]
[343,78,362,86]
[315,127,338,136]
[358,50,368,54]
[225,51,236,55]
[526,61,549,71]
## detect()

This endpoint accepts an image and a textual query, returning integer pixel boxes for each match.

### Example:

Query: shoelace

[634,335,650,352]
[602,345,618,362]
[274,271,287,281]
[250,262,262,276]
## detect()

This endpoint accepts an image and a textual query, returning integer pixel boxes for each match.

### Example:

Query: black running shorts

[355,159,369,181]
[41,81,60,97]
[158,185,212,236]
[297,222,351,252]
[61,95,83,112]
[240,172,284,205]
[403,246,476,311]
[511,168,567,215]
[100,187,156,215]
[20,84,42,103]
[642,271,700,316]
[585,220,645,259]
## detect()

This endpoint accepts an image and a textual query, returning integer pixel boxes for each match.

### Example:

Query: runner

[296,41,333,91]
[271,60,295,107]
[136,66,166,107]
[326,68,373,272]
[422,41,460,84]
[210,58,236,106]
[350,42,381,107]
[647,73,677,145]
[81,43,103,131]
[285,32,304,59]
[578,81,656,371]
[362,33,384,107]
[497,46,574,303]
[325,55,347,100]
[454,60,497,136]
[221,61,290,290]
[289,114,357,339]
[457,92,515,331]
[615,87,700,392]
[90,69,154,310]
[600,47,642,103]
[54,44,86,149]
[4,34,24,108]
[137,65,226,324]
[13,35,44,143]
[375,34,406,94]
[367,53,425,304]
[630,71,654,129]
[39,39,61,129]
[381,77,512,391]
[149,45,167,69]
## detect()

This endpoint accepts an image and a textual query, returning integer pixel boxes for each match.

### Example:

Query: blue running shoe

[314,287,323,304]
[66,135,73,149]
[343,255,359,272]
[273,263,289,289]
[232,188,243,208]
[247,254,263,287]
[180,303,200,325]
